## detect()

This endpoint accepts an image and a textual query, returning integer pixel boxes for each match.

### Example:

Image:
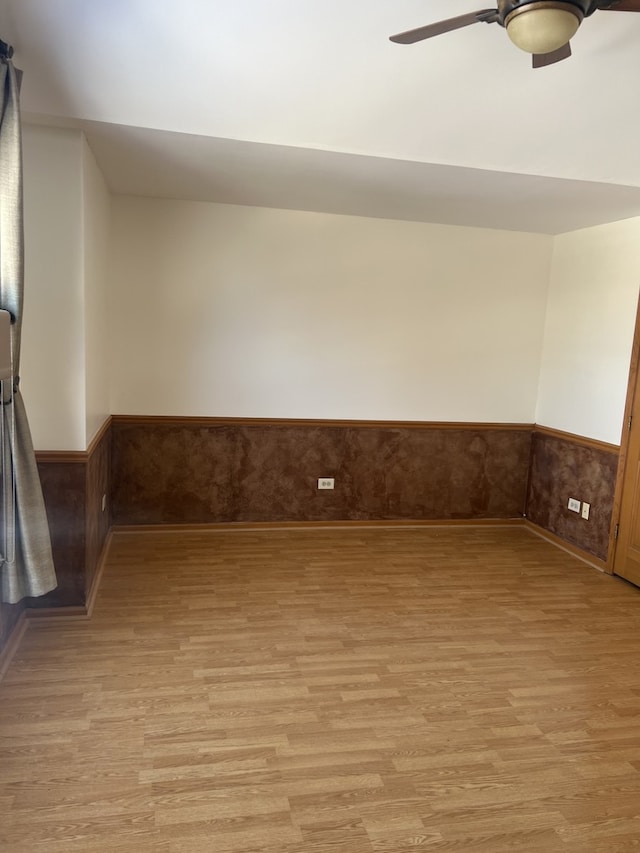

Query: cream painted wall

[82,136,111,445]
[536,217,640,445]
[21,125,86,451]
[21,127,640,448]
[109,198,553,423]
[21,125,111,451]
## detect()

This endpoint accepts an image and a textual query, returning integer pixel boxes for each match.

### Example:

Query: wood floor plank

[1,526,640,850]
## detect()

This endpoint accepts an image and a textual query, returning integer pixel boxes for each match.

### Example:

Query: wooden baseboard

[524,520,608,573]
[112,518,526,534]
[25,606,90,623]
[0,611,27,682]
[85,530,113,618]
[27,531,114,626]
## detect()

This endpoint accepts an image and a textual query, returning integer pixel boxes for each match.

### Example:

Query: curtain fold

[1,48,57,603]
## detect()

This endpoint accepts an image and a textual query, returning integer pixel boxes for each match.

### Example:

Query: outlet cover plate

[318,478,335,490]
[568,497,580,513]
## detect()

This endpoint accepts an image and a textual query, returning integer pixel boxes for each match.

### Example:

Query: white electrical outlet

[101,493,107,512]
[318,478,335,490]
[568,497,580,513]
[581,502,590,520]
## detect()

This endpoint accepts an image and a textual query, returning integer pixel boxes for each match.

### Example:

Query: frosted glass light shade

[506,6,581,54]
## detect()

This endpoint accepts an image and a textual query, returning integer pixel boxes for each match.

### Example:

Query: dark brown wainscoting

[525,426,619,562]
[0,598,24,665]
[111,417,533,525]
[32,458,87,607]
[28,418,112,610]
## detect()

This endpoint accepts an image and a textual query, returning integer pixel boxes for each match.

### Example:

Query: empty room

[1,1,640,851]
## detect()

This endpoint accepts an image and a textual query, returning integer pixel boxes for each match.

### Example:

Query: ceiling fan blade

[532,42,572,68]
[599,0,640,10]
[389,9,499,44]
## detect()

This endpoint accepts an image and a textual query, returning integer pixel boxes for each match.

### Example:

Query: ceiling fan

[389,0,640,67]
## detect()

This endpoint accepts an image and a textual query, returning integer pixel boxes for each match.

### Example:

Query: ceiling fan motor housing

[498,0,600,18]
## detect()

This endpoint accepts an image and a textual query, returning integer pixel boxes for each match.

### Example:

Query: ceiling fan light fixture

[505,2,583,54]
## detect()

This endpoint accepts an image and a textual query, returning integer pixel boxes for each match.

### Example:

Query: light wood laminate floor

[1,526,640,852]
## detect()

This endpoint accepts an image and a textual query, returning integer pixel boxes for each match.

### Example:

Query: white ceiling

[2,0,640,233]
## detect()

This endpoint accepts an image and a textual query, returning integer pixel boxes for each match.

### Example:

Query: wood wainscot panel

[30,458,87,608]
[111,416,532,526]
[29,418,112,610]
[0,598,25,661]
[526,428,619,562]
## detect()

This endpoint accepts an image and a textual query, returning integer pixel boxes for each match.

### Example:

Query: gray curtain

[1,45,56,603]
